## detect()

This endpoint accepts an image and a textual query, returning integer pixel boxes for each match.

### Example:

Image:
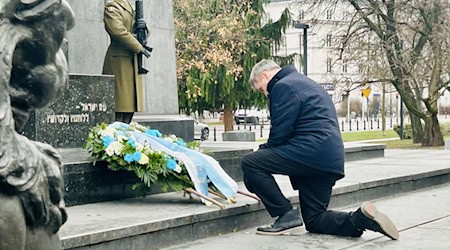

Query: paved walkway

[164,183,450,250]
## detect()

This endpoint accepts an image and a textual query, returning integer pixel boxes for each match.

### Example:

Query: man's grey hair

[249,59,281,85]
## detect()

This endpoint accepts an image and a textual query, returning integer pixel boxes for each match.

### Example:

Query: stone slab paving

[163,183,450,250]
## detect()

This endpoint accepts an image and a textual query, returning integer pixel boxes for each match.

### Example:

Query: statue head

[1,0,75,131]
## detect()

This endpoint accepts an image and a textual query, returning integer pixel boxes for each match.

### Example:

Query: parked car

[234,109,269,125]
[194,120,209,140]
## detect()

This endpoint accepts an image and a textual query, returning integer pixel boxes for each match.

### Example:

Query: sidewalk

[164,183,450,250]
[59,149,450,249]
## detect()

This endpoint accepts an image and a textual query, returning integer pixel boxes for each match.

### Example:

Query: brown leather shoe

[350,202,399,240]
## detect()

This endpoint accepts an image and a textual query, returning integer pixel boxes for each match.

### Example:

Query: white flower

[100,127,116,137]
[164,134,178,143]
[105,141,124,156]
[130,122,147,131]
[105,146,115,156]
[174,164,182,173]
[135,143,144,151]
[138,154,149,164]
[143,147,154,155]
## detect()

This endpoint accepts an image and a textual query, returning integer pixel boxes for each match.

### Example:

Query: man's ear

[261,71,268,80]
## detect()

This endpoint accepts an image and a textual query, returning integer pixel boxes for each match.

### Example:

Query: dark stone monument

[0,0,75,249]
[21,74,115,148]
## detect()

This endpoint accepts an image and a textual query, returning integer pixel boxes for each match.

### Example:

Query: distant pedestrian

[241,59,399,239]
[102,0,151,123]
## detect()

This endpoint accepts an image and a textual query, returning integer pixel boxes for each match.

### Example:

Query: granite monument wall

[66,0,179,115]
[65,0,193,141]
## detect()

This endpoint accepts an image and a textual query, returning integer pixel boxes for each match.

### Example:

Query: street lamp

[294,21,309,76]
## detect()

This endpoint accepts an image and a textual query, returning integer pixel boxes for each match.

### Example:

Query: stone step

[59,143,385,206]
[58,149,450,250]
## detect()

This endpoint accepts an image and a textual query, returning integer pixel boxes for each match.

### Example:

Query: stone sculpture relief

[0,0,75,249]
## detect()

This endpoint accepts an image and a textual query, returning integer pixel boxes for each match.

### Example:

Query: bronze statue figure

[0,0,75,249]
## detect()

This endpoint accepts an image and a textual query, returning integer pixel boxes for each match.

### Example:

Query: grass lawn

[341,130,399,142]
[207,122,225,126]
[258,130,448,149]
[256,130,400,144]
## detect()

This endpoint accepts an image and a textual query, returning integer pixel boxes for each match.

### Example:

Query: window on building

[326,34,332,47]
[281,35,287,50]
[358,63,365,74]
[326,9,333,20]
[343,61,348,73]
[298,9,304,20]
[327,58,332,72]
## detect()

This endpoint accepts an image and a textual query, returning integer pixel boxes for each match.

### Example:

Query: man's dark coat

[260,65,345,176]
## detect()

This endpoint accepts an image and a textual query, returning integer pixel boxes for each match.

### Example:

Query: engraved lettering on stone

[79,102,108,112]
[45,113,90,124]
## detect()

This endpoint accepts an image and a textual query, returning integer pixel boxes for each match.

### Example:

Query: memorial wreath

[85,122,195,192]
[85,122,259,208]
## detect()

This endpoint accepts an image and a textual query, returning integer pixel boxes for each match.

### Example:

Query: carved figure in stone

[0,0,75,249]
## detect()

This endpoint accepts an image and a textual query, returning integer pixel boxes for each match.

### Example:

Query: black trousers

[241,148,362,237]
[115,112,134,124]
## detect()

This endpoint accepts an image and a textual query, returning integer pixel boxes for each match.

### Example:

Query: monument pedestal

[133,114,194,142]
[22,74,115,148]
[222,131,256,142]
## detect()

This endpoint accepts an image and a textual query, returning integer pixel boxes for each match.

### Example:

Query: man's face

[252,72,270,97]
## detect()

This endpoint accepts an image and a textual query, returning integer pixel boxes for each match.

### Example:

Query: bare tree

[297,0,450,146]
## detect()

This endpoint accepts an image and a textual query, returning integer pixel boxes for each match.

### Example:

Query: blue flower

[166,159,177,170]
[124,153,134,163]
[127,137,136,148]
[176,138,185,146]
[102,135,115,147]
[145,129,162,137]
[132,151,142,162]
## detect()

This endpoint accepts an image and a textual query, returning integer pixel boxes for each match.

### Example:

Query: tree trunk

[409,114,424,143]
[422,114,444,146]
[223,105,234,132]
[401,89,424,143]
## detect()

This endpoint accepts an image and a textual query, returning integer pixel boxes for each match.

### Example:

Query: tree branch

[348,0,384,39]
